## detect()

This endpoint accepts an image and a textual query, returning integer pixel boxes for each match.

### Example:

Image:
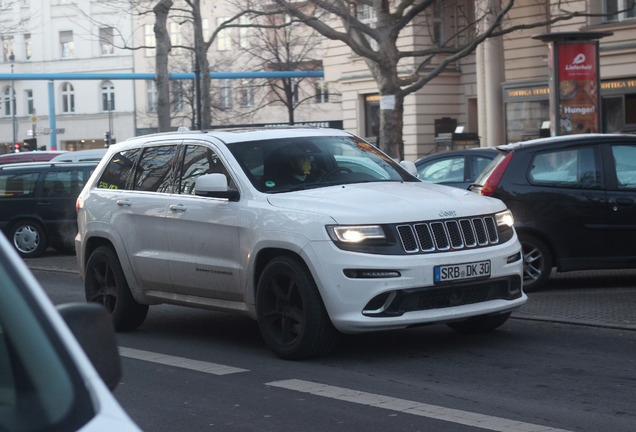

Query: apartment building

[1,1,634,160]
[0,0,136,153]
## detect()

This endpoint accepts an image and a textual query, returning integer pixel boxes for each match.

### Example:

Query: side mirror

[57,303,122,391]
[400,160,418,177]
[194,173,240,201]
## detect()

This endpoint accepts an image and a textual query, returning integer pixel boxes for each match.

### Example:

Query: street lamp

[9,54,16,152]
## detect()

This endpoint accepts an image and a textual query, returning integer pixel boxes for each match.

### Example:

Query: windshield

[227,135,416,193]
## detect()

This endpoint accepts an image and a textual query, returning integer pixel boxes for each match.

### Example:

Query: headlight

[496,210,514,228]
[327,225,386,243]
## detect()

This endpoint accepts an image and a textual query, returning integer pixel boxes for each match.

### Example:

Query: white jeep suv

[76,127,526,359]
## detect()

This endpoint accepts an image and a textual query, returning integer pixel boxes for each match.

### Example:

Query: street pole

[10,54,16,151]
[107,94,113,146]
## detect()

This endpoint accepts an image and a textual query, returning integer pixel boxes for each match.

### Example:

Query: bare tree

[238,11,325,124]
[269,0,618,159]
[153,0,173,132]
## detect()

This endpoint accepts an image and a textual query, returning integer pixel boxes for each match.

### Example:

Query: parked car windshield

[227,135,416,193]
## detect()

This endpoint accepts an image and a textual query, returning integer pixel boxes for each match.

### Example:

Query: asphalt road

[31,260,636,432]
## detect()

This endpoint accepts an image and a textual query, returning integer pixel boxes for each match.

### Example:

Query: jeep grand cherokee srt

[76,127,526,359]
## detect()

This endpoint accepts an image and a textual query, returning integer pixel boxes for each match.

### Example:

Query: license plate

[434,260,491,283]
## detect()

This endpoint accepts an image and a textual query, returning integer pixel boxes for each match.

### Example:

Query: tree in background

[270,0,612,159]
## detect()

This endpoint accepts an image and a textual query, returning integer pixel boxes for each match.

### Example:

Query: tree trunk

[190,0,212,129]
[153,0,173,132]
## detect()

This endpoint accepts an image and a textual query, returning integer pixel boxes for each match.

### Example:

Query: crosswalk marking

[266,379,573,432]
[119,346,249,375]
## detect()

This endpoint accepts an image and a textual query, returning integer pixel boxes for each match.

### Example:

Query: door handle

[169,204,187,212]
[116,199,132,207]
[615,198,633,206]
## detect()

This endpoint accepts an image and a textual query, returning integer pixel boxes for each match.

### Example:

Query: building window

[240,80,254,107]
[172,81,183,112]
[284,15,295,43]
[25,89,34,115]
[604,0,636,22]
[217,17,231,51]
[60,31,74,59]
[239,16,251,49]
[24,33,31,60]
[2,36,14,62]
[61,82,75,113]
[292,80,299,104]
[170,22,181,54]
[315,80,329,103]
[99,27,114,56]
[147,80,157,112]
[145,24,155,57]
[355,5,378,51]
[202,18,210,41]
[101,81,115,111]
[220,79,232,109]
[2,86,15,117]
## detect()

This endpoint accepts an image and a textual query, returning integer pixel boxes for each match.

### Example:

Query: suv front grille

[396,216,499,254]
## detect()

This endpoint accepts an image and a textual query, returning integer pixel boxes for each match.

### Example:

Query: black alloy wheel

[85,246,148,331]
[256,256,338,360]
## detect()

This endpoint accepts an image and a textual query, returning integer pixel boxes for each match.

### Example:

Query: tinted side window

[0,172,39,198]
[612,144,636,189]
[528,147,600,188]
[98,148,140,190]
[178,145,235,195]
[417,156,464,183]
[134,145,178,193]
[42,169,86,197]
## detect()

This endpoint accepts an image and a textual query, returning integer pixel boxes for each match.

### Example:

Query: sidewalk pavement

[26,251,636,331]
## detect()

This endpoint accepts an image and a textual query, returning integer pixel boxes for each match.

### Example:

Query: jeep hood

[266,182,506,224]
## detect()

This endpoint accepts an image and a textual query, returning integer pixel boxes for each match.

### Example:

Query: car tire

[9,220,48,258]
[519,234,552,292]
[85,246,148,331]
[447,312,511,333]
[256,256,339,360]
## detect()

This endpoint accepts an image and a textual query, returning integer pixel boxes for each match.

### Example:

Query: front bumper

[303,237,526,334]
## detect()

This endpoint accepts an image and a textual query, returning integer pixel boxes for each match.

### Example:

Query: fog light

[507,252,522,264]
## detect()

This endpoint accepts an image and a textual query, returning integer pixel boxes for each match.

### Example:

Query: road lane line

[119,347,249,375]
[266,379,573,432]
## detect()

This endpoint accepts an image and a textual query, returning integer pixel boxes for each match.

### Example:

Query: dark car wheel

[519,234,553,292]
[9,220,48,258]
[256,256,339,360]
[85,246,149,331]
[447,312,511,333]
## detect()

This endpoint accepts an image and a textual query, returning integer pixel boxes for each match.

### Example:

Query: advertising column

[533,32,612,136]
[557,42,599,135]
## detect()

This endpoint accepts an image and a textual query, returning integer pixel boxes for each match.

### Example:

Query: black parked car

[470,134,636,291]
[0,161,98,257]
[415,147,498,189]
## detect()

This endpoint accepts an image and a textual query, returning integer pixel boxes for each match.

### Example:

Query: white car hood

[266,182,506,224]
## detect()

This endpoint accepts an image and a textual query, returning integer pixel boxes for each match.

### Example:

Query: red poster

[557,43,598,135]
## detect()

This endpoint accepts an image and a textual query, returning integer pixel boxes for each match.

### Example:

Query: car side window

[417,156,465,183]
[612,145,636,189]
[474,156,493,178]
[178,145,236,195]
[529,147,600,188]
[42,169,85,197]
[134,145,179,193]
[97,148,140,190]
[0,172,39,198]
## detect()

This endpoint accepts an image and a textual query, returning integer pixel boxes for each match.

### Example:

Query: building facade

[1,1,635,160]
[0,0,136,153]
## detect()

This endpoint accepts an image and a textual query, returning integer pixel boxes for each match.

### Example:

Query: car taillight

[76,197,82,213]
[480,152,513,197]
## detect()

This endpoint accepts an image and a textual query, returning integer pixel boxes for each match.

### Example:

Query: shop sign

[557,42,598,135]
